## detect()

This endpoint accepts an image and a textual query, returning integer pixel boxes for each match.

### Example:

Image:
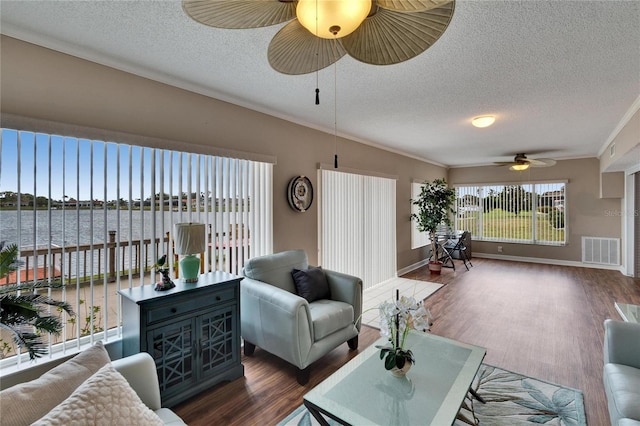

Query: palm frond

[0,241,75,360]
[33,316,65,334]
[0,279,65,296]
[0,242,23,279]
[0,323,48,359]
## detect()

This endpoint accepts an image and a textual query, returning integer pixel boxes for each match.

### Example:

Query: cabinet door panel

[147,317,195,395]
[199,305,238,379]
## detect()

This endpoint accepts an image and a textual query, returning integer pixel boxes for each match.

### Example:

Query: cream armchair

[241,250,362,385]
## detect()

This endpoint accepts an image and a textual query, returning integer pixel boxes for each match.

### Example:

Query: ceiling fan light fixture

[472,115,496,128]
[296,0,371,39]
[510,163,529,171]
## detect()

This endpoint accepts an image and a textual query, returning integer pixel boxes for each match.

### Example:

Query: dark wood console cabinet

[118,271,244,407]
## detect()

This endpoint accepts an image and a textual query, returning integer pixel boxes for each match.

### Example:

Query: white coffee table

[615,302,640,323]
[303,330,486,425]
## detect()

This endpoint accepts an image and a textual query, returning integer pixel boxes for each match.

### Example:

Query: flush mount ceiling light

[471,115,496,128]
[182,0,455,75]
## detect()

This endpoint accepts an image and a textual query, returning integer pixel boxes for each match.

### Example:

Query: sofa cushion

[33,362,164,426]
[604,363,640,421]
[309,300,354,340]
[243,249,308,294]
[292,266,330,303]
[0,341,111,425]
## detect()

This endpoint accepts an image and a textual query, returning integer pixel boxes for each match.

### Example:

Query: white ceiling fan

[495,153,557,171]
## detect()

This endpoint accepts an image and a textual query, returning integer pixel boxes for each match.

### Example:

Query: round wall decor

[287,176,313,212]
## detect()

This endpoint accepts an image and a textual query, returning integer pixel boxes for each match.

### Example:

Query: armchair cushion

[603,319,640,425]
[604,319,640,369]
[603,363,640,421]
[243,249,308,294]
[292,266,331,302]
[309,300,354,340]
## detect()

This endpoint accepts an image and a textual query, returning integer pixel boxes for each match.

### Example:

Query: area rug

[361,277,442,328]
[277,364,586,426]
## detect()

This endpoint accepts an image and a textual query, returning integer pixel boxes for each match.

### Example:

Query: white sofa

[112,352,186,425]
[0,342,186,425]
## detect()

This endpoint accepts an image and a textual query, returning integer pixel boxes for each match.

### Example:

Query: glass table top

[304,331,486,425]
[615,302,640,323]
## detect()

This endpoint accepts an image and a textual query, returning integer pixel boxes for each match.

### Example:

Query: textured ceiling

[1,0,639,168]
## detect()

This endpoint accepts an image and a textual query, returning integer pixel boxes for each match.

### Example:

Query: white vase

[390,362,412,377]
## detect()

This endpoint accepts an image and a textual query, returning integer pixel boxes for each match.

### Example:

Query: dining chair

[442,231,473,271]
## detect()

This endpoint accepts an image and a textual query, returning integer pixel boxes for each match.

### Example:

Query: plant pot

[428,261,442,275]
[390,362,412,377]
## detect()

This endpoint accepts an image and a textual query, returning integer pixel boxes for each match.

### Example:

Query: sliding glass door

[320,169,396,290]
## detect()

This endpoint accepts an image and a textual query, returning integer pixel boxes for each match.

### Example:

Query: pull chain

[333,36,338,169]
[314,0,320,105]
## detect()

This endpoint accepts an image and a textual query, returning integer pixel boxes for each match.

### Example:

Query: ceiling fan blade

[528,158,557,167]
[341,2,455,66]
[183,0,296,29]
[376,0,453,12]
[268,20,347,75]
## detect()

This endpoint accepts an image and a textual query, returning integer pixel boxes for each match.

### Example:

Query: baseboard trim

[399,253,625,275]
[397,258,431,276]
[472,253,624,272]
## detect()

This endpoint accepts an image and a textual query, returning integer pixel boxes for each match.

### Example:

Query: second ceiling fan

[495,153,557,171]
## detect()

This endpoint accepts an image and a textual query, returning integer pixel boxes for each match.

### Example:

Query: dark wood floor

[174,258,640,425]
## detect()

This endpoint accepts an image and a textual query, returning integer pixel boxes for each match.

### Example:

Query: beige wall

[600,108,640,172]
[2,36,625,268]
[448,158,622,263]
[0,36,445,271]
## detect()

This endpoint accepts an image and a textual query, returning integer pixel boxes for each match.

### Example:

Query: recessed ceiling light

[472,116,496,128]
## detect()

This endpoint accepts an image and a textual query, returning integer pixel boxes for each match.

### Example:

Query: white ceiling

[1,0,639,168]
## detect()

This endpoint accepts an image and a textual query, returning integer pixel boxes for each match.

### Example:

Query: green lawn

[457,209,565,243]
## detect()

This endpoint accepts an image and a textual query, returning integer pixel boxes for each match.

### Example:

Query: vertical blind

[0,128,273,368]
[320,169,396,290]
[635,172,639,278]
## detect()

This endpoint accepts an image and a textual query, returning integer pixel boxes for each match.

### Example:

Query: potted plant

[376,290,432,376]
[0,241,74,360]
[411,178,456,274]
[152,254,175,291]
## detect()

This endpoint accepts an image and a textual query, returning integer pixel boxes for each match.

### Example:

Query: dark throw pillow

[291,266,330,303]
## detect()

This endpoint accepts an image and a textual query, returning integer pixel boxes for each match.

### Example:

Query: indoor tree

[411,178,456,272]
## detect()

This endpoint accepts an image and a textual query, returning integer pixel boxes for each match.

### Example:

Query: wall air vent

[582,237,620,266]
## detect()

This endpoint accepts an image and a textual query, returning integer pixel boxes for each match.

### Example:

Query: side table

[118,271,244,407]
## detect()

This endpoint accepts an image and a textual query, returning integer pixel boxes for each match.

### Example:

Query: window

[0,128,273,367]
[454,182,566,245]
[410,181,429,249]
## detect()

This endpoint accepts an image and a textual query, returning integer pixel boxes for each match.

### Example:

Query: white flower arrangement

[377,291,432,371]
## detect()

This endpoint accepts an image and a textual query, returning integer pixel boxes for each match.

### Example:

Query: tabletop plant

[152,254,175,291]
[0,241,74,360]
[411,178,456,271]
[376,290,432,374]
